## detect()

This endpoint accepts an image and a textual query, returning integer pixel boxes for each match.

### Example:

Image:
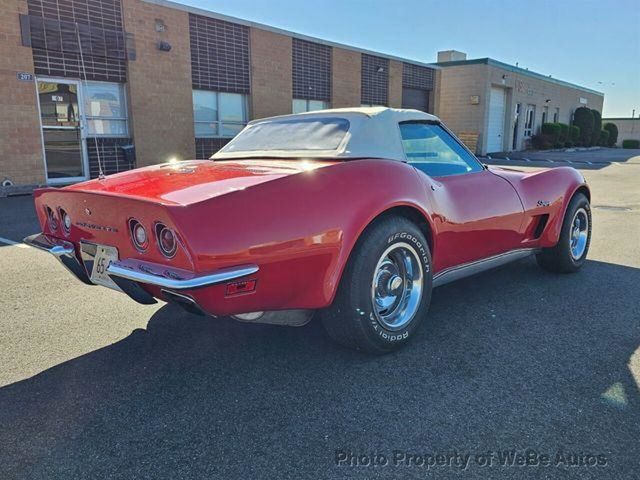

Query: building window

[193,90,248,138]
[513,103,522,150]
[553,108,560,123]
[83,81,128,137]
[524,104,536,137]
[292,99,329,114]
[542,106,549,125]
[360,103,386,108]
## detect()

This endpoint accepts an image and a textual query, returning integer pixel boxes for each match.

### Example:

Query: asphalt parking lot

[1,150,639,479]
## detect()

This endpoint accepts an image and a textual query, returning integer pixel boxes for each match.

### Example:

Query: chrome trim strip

[23,233,93,285]
[107,260,258,290]
[433,248,538,288]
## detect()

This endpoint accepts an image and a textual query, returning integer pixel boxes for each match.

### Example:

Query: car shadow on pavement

[0,258,639,479]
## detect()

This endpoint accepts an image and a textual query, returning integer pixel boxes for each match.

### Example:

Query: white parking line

[0,236,29,248]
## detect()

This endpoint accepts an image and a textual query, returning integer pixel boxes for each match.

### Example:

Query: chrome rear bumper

[106,259,258,290]
[24,233,258,310]
[24,233,93,285]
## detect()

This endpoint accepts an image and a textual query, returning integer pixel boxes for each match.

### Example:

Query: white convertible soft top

[211,107,441,161]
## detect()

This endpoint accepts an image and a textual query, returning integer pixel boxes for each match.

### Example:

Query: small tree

[541,123,561,147]
[591,109,602,146]
[598,129,610,147]
[569,125,581,145]
[573,107,594,146]
[603,122,619,147]
[557,123,570,144]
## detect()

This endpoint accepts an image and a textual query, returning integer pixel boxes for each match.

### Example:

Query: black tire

[536,192,592,273]
[321,216,433,354]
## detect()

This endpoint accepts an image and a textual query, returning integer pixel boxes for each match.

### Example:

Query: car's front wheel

[536,192,592,273]
[321,216,433,354]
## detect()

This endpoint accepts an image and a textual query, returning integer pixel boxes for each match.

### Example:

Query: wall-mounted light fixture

[157,41,172,52]
[545,98,551,103]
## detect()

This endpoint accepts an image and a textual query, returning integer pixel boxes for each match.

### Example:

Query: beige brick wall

[604,118,640,146]
[486,64,604,152]
[332,47,361,108]
[388,60,403,108]
[0,0,45,186]
[437,64,489,153]
[437,61,605,155]
[123,0,195,166]
[250,28,292,119]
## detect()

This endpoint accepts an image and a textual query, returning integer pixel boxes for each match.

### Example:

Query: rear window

[219,117,350,153]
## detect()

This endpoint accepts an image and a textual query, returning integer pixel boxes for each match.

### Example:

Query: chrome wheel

[371,242,424,330]
[569,207,589,260]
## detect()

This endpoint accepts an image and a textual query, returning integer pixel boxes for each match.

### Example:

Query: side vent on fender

[533,214,550,239]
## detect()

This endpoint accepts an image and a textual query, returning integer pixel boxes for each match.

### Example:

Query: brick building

[1,1,603,191]
[602,117,640,146]
[1,0,437,190]
[435,51,604,155]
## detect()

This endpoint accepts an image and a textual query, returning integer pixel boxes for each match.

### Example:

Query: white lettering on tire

[387,232,430,272]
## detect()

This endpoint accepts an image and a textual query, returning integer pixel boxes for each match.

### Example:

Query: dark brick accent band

[361,54,389,105]
[195,138,231,160]
[292,38,331,101]
[87,137,134,178]
[27,0,124,31]
[32,47,127,82]
[24,0,127,82]
[402,63,435,90]
[189,13,250,94]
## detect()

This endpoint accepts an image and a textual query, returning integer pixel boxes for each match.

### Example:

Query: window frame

[398,120,485,177]
[292,98,329,114]
[523,104,536,138]
[193,90,248,139]
[82,80,129,138]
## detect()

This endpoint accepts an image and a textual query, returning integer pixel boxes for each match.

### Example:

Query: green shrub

[598,129,610,146]
[569,125,580,145]
[603,123,618,147]
[541,122,561,145]
[531,134,552,150]
[591,109,602,146]
[573,107,594,146]
[622,139,640,149]
[557,123,570,143]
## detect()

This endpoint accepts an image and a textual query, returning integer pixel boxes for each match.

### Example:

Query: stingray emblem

[84,208,92,215]
[537,200,551,207]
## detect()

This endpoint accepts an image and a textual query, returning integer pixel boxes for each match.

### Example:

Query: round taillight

[60,209,71,235]
[45,206,58,231]
[156,224,177,258]
[129,219,148,251]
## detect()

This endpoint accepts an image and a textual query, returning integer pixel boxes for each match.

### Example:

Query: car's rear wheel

[321,216,432,354]
[536,192,592,273]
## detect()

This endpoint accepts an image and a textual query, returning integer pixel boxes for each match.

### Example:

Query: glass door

[37,79,89,184]
[523,104,536,139]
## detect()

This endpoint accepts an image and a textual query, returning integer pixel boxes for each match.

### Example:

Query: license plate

[90,245,122,292]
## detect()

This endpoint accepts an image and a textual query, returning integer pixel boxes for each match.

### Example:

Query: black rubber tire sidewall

[537,192,592,273]
[326,217,433,353]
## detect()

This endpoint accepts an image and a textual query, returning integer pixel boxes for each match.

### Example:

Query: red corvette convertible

[25,107,592,353]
